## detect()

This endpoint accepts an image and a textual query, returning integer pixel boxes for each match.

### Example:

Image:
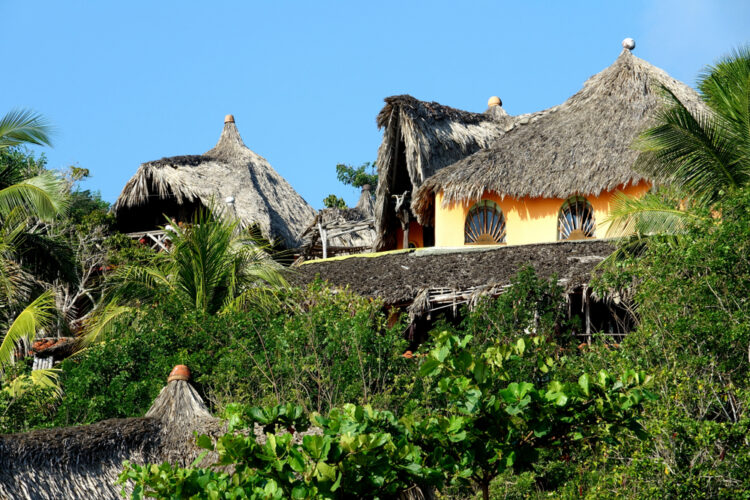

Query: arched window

[465,201,506,244]
[558,196,595,240]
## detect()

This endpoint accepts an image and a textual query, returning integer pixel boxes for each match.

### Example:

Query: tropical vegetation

[1,47,749,499]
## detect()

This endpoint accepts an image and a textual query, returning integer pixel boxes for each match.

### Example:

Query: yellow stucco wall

[434,181,651,247]
[396,220,424,249]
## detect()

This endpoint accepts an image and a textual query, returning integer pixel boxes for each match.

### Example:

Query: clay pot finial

[168,364,191,382]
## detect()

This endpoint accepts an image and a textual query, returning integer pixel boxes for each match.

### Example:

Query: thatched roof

[0,372,222,499]
[413,48,703,223]
[293,239,615,307]
[374,95,517,249]
[0,366,327,499]
[113,116,316,248]
[298,185,376,261]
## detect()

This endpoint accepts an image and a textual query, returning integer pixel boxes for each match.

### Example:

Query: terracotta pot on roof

[167,365,190,383]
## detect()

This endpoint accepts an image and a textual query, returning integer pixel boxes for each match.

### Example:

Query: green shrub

[56,283,409,425]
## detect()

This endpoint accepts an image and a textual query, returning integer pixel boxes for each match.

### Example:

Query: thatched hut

[0,366,220,499]
[374,95,517,250]
[412,41,704,247]
[113,115,316,249]
[297,184,376,261]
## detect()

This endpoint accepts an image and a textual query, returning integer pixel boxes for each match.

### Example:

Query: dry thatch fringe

[374,95,518,249]
[413,49,705,224]
[0,417,164,499]
[113,119,316,248]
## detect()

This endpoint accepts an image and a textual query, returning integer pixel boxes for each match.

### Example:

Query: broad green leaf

[196,434,214,451]
[578,373,590,397]
[418,358,441,377]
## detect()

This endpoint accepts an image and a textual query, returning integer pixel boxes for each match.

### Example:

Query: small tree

[322,194,347,209]
[335,162,377,190]
[416,331,652,499]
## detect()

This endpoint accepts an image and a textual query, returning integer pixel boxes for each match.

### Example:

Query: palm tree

[85,209,288,343]
[606,46,750,236]
[0,110,67,393]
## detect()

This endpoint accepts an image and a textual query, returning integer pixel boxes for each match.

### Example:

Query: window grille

[464,201,506,244]
[558,196,595,240]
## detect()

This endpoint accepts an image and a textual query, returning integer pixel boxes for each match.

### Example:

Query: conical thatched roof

[374,95,518,249]
[297,185,376,261]
[413,48,704,223]
[113,116,316,248]
[0,368,222,499]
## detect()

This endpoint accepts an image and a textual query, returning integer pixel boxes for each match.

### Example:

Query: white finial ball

[622,38,636,50]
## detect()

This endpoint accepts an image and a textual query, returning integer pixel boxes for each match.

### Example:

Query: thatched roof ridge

[113,118,316,248]
[293,239,615,305]
[374,95,519,249]
[413,50,703,223]
[376,95,490,127]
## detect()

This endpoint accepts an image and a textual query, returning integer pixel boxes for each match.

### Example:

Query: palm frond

[634,87,744,206]
[220,287,284,315]
[604,192,708,237]
[0,290,56,371]
[80,301,133,345]
[0,171,69,221]
[0,109,53,149]
[30,368,63,397]
[2,368,63,398]
[105,264,172,304]
[699,46,750,137]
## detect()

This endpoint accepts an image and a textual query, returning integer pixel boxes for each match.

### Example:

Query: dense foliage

[56,283,409,425]
[120,330,652,499]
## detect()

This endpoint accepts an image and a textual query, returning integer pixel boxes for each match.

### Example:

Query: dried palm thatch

[298,185,376,260]
[293,239,614,307]
[413,49,704,224]
[374,95,518,249]
[113,116,316,248]
[0,370,223,499]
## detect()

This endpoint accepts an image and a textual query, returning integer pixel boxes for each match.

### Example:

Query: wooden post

[584,287,592,345]
[402,212,410,250]
[321,229,329,259]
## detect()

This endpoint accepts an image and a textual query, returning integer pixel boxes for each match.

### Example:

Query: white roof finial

[622,38,636,51]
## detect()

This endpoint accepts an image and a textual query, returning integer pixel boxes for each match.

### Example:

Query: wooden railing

[126,230,170,251]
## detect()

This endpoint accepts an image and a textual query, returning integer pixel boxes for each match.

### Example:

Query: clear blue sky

[2,1,748,209]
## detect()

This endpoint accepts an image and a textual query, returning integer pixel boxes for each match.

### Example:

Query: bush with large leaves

[119,330,651,500]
